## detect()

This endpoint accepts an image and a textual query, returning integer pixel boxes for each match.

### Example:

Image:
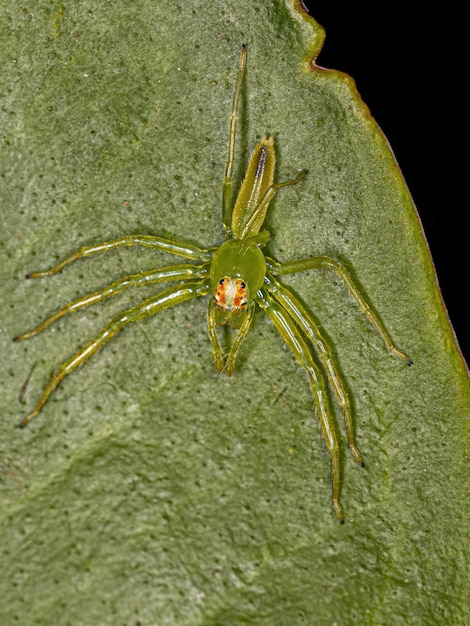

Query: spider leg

[238,170,307,240]
[207,299,225,373]
[18,280,210,428]
[26,235,214,278]
[207,300,255,375]
[256,287,345,523]
[225,302,255,375]
[264,272,364,465]
[14,263,211,341]
[268,255,412,365]
[222,45,247,237]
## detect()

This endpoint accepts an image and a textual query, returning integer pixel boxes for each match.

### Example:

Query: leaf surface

[1,2,468,624]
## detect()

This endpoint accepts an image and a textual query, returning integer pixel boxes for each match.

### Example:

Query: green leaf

[1,2,468,624]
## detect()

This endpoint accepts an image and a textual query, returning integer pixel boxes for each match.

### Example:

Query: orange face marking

[214,276,248,311]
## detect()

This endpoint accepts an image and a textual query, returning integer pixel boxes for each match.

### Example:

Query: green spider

[14,46,411,523]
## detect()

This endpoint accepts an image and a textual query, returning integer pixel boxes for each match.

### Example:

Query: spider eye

[219,278,225,285]
[240,281,246,288]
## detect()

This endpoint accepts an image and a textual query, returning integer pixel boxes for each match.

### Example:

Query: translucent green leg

[225,302,255,375]
[256,287,345,523]
[207,300,255,376]
[207,299,225,373]
[268,255,412,365]
[19,280,210,428]
[14,263,210,341]
[264,272,363,466]
[222,45,247,237]
[26,235,213,278]
[239,170,307,240]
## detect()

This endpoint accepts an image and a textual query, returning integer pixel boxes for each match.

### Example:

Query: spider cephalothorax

[14,45,411,522]
[209,237,266,329]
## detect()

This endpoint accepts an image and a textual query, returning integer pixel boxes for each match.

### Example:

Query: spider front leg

[207,299,255,375]
[26,235,213,278]
[256,287,345,523]
[14,263,210,341]
[268,256,412,365]
[264,272,364,466]
[18,280,210,428]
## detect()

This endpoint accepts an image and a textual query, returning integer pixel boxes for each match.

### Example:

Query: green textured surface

[1,1,469,624]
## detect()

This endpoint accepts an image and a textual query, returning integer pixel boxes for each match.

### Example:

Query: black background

[300,3,467,364]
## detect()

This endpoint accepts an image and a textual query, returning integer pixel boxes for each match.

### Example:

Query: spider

[14,45,411,522]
